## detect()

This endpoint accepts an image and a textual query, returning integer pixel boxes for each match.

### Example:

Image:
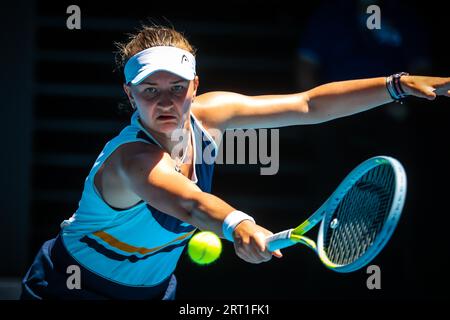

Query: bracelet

[222,210,255,242]
[386,72,409,103]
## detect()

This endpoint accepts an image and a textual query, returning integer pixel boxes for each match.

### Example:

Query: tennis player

[21,25,450,300]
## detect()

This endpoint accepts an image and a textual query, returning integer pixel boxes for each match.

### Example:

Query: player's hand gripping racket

[266,156,407,272]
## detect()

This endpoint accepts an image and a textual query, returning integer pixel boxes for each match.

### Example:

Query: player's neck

[143,116,192,158]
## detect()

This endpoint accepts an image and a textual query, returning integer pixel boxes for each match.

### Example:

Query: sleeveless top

[59,111,218,287]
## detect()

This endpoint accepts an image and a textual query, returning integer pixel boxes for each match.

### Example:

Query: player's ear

[123,83,132,99]
[123,84,136,108]
[192,76,199,101]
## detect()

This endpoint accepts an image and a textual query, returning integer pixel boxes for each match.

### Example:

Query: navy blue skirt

[21,235,177,300]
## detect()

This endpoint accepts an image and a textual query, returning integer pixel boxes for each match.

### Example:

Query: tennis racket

[266,155,407,272]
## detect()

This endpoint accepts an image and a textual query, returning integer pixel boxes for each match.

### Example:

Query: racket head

[316,156,407,272]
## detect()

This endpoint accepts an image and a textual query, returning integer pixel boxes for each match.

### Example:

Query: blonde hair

[115,24,196,72]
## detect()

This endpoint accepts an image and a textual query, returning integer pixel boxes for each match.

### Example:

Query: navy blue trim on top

[192,120,216,193]
[80,235,190,262]
[51,235,172,299]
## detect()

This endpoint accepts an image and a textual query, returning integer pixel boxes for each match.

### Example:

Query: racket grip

[266,229,296,251]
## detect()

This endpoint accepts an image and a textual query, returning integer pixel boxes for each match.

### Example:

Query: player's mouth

[157,114,177,121]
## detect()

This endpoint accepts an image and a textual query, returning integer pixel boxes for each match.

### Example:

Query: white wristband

[222,210,255,242]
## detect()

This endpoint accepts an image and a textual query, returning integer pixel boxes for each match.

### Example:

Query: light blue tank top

[60,111,218,287]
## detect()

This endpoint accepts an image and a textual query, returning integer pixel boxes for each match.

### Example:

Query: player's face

[124,71,198,136]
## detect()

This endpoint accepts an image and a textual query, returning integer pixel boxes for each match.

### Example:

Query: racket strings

[332,166,395,264]
[323,164,396,266]
[333,168,394,264]
[328,183,383,264]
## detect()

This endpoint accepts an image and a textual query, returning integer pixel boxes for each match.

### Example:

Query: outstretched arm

[305,75,450,123]
[192,75,450,129]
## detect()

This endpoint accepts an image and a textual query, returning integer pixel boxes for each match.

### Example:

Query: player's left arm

[303,75,450,123]
[192,76,450,130]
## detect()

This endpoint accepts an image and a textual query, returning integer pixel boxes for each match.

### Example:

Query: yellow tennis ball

[187,231,222,265]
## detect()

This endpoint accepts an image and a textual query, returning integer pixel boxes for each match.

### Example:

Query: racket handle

[266,229,296,251]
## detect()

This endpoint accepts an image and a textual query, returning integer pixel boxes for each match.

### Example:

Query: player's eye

[144,87,158,94]
[172,85,185,92]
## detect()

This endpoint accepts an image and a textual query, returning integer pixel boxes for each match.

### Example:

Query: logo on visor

[181,54,189,64]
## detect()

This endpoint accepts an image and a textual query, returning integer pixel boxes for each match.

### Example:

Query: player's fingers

[240,248,264,264]
[237,251,256,264]
[252,232,272,262]
[234,239,263,264]
[253,231,267,251]
[248,250,271,263]
[272,249,283,258]
[237,237,269,264]
[422,86,437,100]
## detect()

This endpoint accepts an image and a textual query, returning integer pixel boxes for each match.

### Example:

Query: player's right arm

[118,142,282,263]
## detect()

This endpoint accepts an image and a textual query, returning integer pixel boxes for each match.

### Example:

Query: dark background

[0,0,449,300]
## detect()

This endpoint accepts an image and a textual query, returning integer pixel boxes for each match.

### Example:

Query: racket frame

[266,156,407,273]
[317,156,407,272]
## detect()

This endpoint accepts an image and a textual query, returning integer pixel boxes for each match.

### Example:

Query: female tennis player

[21,25,450,300]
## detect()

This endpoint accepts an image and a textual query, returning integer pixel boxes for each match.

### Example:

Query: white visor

[124,46,196,85]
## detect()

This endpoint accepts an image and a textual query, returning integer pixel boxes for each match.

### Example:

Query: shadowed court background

[0,0,449,300]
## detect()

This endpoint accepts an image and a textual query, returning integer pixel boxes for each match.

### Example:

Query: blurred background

[0,0,449,300]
